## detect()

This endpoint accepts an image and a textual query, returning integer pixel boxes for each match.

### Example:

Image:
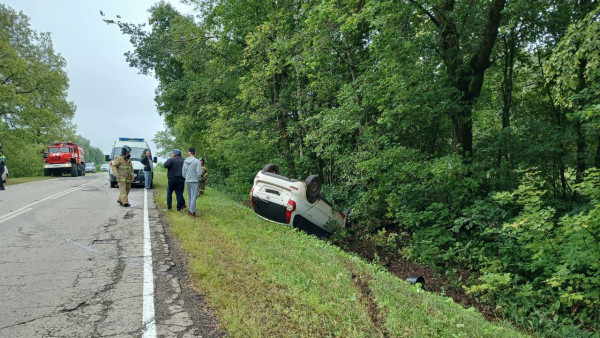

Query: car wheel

[43,169,51,177]
[305,175,321,204]
[262,163,279,174]
[110,181,116,188]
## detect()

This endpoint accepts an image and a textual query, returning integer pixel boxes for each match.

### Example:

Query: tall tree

[0,4,75,177]
[410,0,507,158]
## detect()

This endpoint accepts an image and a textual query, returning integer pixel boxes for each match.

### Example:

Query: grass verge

[6,176,54,185]
[154,172,524,337]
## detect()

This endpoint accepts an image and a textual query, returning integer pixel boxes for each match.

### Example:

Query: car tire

[71,164,78,177]
[110,181,117,188]
[305,175,321,204]
[43,169,50,177]
[262,163,279,174]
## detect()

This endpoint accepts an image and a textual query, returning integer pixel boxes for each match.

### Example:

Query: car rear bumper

[251,195,332,235]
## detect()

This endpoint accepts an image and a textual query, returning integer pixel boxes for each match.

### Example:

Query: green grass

[5,176,54,185]
[154,172,525,337]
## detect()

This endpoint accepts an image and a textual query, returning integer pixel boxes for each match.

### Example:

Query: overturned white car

[250,163,349,236]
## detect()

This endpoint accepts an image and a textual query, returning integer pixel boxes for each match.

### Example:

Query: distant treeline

[112,1,600,334]
[0,5,103,176]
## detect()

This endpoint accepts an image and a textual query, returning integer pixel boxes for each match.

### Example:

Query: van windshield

[111,147,146,160]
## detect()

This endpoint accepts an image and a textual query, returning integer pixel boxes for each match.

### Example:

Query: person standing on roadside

[198,157,208,195]
[112,145,134,207]
[140,149,153,189]
[163,149,186,211]
[182,148,202,218]
[0,149,6,191]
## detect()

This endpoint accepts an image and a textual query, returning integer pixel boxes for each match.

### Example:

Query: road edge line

[142,188,156,337]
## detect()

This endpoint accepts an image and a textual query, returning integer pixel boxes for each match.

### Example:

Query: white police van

[105,138,157,188]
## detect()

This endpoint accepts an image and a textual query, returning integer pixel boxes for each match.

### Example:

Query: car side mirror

[153,157,157,163]
[105,155,110,162]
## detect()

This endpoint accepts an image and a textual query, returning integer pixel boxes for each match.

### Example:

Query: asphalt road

[0,173,215,337]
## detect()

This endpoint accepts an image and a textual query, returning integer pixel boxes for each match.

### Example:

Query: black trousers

[0,168,4,190]
[167,177,185,210]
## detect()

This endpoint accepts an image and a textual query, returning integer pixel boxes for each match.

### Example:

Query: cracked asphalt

[0,173,220,337]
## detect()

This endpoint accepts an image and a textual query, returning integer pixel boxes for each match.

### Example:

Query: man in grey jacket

[182,148,203,218]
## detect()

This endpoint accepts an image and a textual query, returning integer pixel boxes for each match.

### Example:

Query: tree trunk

[413,0,507,159]
[575,58,588,182]
[595,133,600,168]
[576,119,586,183]
[426,116,440,155]
[276,115,296,178]
[536,48,570,197]
[500,29,516,166]
[450,107,473,158]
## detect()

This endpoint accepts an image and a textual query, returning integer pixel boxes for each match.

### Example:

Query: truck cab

[105,138,157,188]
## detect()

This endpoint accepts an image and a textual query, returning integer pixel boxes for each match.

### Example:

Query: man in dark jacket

[163,149,186,211]
[0,149,5,190]
[140,149,152,189]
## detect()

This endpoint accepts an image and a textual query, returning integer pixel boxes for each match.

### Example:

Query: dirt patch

[350,270,391,337]
[332,225,498,321]
[386,258,496,320]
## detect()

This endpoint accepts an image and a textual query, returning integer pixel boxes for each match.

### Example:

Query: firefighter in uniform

[198,157,208,195]
[113,145,134,207]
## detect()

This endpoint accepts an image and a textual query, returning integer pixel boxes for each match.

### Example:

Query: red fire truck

[43,141,86,177]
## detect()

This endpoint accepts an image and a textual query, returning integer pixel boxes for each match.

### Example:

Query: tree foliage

[74,135,105,166]
[0,4,76,176]
[112,0,600,333]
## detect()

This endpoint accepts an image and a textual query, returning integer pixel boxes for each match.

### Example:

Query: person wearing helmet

[0,149,6,190]
[198,157,208,195]
[112,145,134,207]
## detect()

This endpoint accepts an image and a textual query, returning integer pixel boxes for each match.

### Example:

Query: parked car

[85,162,96,173]
[1,166,8,184]
[100,163,109,172]
[250,163,349,237]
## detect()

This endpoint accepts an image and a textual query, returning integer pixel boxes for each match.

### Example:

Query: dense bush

[465,170,600,332]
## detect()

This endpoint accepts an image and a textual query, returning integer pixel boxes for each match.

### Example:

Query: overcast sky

[2,0,194,156]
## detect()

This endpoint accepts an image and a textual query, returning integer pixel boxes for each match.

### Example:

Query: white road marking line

[0,208,33,224]
[0,179,103,222]
[142,188,156,337]
[50,186,82,200]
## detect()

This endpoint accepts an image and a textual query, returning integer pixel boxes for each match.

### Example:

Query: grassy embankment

[153,172,524,337]
[5,176,54,185]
